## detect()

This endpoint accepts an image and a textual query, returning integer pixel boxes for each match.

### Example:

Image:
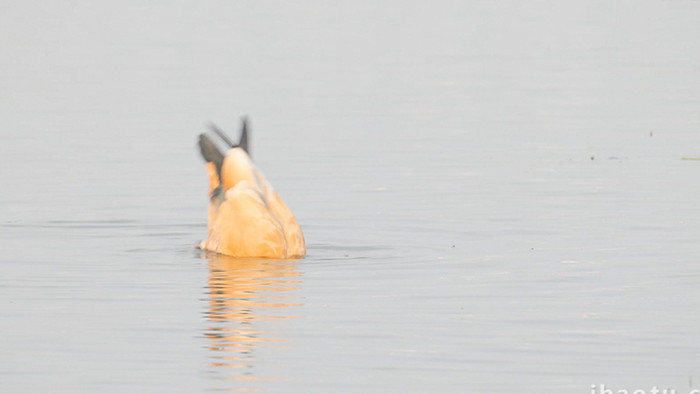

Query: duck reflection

[203,252,302,386]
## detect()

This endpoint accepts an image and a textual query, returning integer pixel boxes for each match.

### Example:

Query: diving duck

[197,118,305,258]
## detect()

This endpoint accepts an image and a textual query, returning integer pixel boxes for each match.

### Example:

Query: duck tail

[199,116,252,180]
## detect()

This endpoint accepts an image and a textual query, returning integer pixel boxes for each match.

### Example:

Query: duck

[196,117,305,258]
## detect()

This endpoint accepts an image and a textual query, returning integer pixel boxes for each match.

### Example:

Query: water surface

[2,1,700,392]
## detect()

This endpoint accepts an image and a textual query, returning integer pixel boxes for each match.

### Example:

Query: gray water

[2,1,700,393]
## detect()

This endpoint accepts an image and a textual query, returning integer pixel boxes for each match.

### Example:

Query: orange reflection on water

[203,253,301,388]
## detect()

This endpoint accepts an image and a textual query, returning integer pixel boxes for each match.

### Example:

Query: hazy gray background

[1,1,700,392]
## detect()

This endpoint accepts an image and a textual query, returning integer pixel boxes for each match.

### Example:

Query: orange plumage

[197,119,305,258]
